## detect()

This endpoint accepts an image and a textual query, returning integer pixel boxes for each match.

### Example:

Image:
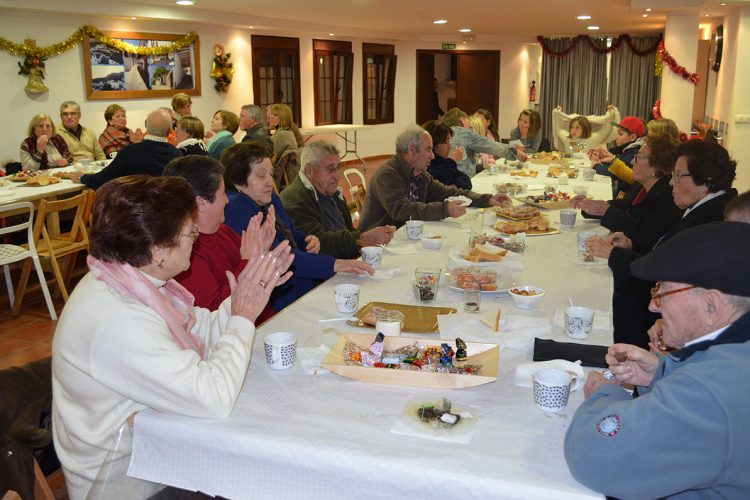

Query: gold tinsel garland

[0,25,197,58]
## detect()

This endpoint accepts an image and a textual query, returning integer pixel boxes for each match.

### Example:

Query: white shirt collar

[684,324,730,348]
[682,190,725,218]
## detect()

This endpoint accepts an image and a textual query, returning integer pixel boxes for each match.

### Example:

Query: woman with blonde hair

[647,118,680,145]
[20,113,73,171]
[267,103,304,160]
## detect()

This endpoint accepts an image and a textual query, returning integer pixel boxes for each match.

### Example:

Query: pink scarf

[87,255,206,359]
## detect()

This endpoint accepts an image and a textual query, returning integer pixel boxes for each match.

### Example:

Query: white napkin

[296,344,331,375]
[390,399,480,444]
[437,313,506,344]
[553,308,612,331]
[501,315,552,351]
[445,195,472,206]
[357,266,403,280]
[383,244,418,255]
[562,253,608,267]
[513,359,584,388]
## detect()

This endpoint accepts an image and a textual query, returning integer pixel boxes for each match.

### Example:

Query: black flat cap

[632,221,750,297]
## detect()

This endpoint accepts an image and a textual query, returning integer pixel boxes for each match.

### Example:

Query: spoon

[568,297,574,308]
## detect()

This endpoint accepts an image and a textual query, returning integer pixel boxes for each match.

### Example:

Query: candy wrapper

[391,397,480,443]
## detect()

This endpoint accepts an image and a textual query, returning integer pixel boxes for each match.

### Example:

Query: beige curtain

[539,38,609,143]
[608,35,661,121]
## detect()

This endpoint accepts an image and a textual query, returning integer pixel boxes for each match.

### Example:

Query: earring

[158,259,165,269]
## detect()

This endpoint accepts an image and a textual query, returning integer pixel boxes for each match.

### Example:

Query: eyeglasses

[183,227,199,242]
[61,112,80,117]
[671,170,692,183]
[650,282,696,308]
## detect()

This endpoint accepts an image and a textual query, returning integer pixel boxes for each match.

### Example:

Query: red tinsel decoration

[537,34,662,57]
[657,40,699,85]
[652,98,663,119]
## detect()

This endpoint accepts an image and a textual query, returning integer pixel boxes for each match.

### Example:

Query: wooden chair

[0,202,57,320]
[347,183,367,227]
[12,192,89,313]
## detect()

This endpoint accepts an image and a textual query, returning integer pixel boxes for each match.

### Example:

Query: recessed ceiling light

[720,2,727,5]
[705,14,710,17]
[458,28,472,33]
[131,16,137,19]
[247,26,254,29]
[576,15,592,20]
[175,0,195,5]
[642,14,648,18]
[433,19,448,25]
[646,8,652,12]
[329,33,335,36]
[587,25,600,30]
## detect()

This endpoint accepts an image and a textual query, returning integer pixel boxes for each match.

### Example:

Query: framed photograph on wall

[82,31,201,100]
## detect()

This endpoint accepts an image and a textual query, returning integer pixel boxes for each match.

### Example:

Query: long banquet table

[129,162,614,499]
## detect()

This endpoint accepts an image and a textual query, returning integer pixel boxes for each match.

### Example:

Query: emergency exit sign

[442,43,456,50]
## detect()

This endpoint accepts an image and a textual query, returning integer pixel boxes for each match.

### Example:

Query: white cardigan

[52,272,256,499]
[552,106,621,153]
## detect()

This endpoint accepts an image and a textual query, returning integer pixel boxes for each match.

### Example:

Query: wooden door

[456,51,500,118]
[415,51,435,125]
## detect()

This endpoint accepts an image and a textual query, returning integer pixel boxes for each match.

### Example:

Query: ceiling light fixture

[248,26,254,29]
[646,8,652,12]
[175,0,195,5]
[131,16,137,19]
[433,19,447,25]
[458,28,472,33]
[642,14,648,18]
[720,2,726,5]
[576,15,592,20]
[587,25,600,30]
[329,33,335,36]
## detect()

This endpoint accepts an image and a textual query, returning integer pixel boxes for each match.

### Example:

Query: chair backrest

[81,189,96,230]
[343,168,366,195]
[351,183,366,212]
[0,201,34,238]
[274,149,300,192]
[32,193,89,254]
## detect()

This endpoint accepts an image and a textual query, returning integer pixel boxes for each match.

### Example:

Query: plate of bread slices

[494,218,560,236]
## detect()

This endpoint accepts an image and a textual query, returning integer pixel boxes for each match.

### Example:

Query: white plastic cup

[583,169,596,181]
[333,284,360,314]
[405,220,424,240]
[360,246,383,269]
[559,209,577,227]
[565,306,595,339]
[263,332,297,370]
[577,230,596,253]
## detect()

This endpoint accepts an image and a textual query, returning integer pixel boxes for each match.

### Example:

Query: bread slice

[480,306,501,332]
[473,243,507,262]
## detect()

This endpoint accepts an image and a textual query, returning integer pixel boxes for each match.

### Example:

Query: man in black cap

[564,221,750,499]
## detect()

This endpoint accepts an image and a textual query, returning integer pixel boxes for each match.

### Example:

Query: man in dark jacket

[69,108,181,189]
[239,104,273,153]
[280,140,395,259]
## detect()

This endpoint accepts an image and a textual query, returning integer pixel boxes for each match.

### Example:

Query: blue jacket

[224,190,335,310]
[207,132,236,161]
[427,155,472,190]
[565,310,750,499]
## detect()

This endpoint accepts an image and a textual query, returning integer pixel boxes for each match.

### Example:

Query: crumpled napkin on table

[358,266,403,280]
[514,359,584,388]
[501,314,552,352]
[553,308,612,331]
[383,244,418,255]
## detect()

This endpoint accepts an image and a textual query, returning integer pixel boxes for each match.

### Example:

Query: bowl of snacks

[420,233,444,250]
[508,286,545,310]
[411,280,439,304]
[494,182,527,196]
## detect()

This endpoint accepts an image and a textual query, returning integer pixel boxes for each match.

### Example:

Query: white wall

[0,9,534,166]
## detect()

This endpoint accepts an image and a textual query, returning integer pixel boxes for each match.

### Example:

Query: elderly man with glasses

[57,100,106,162]
[565,221,750,499]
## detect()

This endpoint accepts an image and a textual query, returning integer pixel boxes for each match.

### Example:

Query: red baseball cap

[611,116,646,137]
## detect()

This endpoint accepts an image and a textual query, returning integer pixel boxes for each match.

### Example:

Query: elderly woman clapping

[52,175,293,499]
[20,113,74,171]
[98,104,145,157]
[572,134,681,253]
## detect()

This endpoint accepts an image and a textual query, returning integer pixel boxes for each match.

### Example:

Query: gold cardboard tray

[494,208,543,220]
[347,301,456,333]
[321,333,499,388]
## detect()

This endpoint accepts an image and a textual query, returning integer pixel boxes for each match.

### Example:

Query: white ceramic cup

[582,169,596,181]
[482,209,496,227]
[360,246,383,269]
[532,367,581,413]
[565,306,595,339]
[405,220,424,240]
[559,209,577,227]
[333,284,360,314]
[263,332,297,370]
[577,230,596,253]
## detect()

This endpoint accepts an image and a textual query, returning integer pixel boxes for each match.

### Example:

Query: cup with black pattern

[264,332,296,370]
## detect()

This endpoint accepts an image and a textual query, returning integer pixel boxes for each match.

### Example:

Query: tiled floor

[0,160,381,369]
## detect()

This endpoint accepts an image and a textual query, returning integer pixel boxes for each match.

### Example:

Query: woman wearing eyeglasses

[572,134,682,253]
[585,139,738,347]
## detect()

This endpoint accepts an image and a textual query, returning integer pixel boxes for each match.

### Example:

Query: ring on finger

[259,279,268,288]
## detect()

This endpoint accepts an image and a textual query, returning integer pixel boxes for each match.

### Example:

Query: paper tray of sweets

[321,333,499,388]
[348,301,456,333]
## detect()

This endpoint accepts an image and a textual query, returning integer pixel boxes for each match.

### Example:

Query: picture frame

[82,30,201,100]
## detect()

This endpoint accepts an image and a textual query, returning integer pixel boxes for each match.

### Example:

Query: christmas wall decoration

[656,40,699,85]
[210,44,234,93]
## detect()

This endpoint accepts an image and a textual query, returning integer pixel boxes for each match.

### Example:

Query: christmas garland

[0,25,197,59]
[537,34,662,58]
[656,40,699,85]
[18,54,46,80]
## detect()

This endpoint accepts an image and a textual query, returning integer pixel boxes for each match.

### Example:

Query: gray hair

[241,104,263,122]
[395,124,427,154]
[59,101,80,114]
[301,140,340,169]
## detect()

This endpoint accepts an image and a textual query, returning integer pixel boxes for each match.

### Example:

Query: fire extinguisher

[529,80,537,103]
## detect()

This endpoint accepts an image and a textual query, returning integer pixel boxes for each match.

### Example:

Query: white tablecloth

[129,163,613,499]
